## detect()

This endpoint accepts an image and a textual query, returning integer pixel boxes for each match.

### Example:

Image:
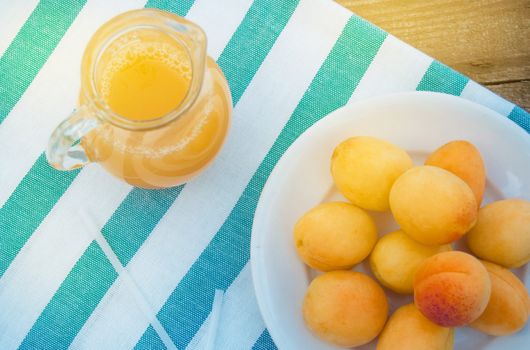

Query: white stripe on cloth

[460,80,515,116]
[70,0,351,348]
[0,166,131,349]
[0,0,39,57]
[185,309,213,350]
[187,0,253,60]
[0,0,146,208]
[186,264,265,350]
[203,290,224,350]
[348,35,433,103]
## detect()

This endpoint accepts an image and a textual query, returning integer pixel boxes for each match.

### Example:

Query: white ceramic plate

[251,92,530,350]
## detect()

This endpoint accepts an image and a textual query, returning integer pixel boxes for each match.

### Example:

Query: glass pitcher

[46,9,232,189]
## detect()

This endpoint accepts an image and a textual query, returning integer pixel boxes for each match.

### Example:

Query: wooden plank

[337,0,530,108]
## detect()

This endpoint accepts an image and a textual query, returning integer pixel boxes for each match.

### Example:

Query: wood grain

[337,0,530,110]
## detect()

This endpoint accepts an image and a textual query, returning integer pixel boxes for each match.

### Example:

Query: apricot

[377,304,454,350]
[331,136,412,211]
[470,261,530,336]
[467,199,530,268]
[370,230,451,294]
[294,202,377,271]
[414,251,491,327]
[425,140,486,205]
[389,166,477,245]
[303,271,388,347]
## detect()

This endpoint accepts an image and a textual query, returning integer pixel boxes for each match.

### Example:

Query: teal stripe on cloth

[18,241,117,350]
[252,329,277,350]
[416,61,469,95]
[217,0,296,104]
[0,0,87,124]
[134,325,167,350]
[102,186,183,266]
[507,106,530,133]
[0,154,79,277]
[153,15,387,349]
[145,0,194,15]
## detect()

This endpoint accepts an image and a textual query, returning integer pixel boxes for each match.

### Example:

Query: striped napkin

[0,0,528,349]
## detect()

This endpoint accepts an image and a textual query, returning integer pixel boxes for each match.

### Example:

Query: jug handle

[46,105,101,170]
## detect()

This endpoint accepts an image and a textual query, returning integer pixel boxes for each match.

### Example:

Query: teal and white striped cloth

[0,0,528,349]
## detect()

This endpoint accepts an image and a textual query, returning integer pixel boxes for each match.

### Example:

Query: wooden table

[338,0,530,111]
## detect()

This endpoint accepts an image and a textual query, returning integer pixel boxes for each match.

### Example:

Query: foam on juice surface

[97,29,192,121]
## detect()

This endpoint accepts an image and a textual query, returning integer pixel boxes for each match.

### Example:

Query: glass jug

[46,9,232,189]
